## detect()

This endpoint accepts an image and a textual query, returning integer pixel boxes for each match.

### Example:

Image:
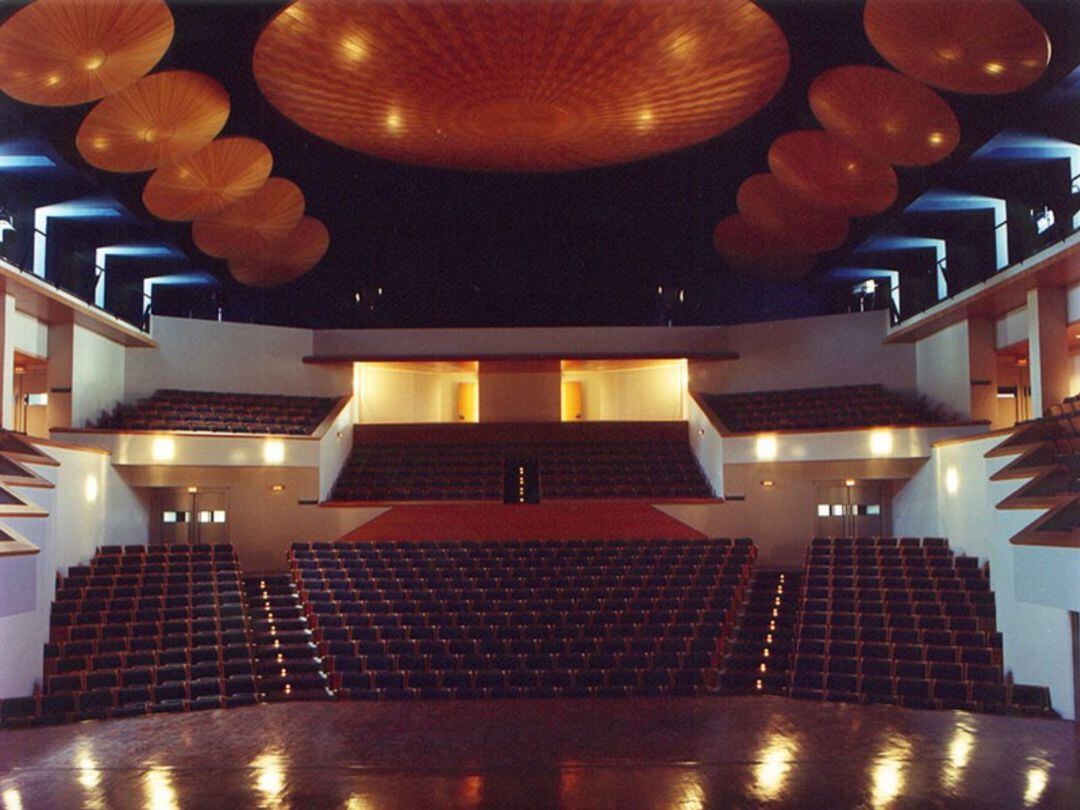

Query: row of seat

[784,537,1049,716]
[703,384,948,433]
[95,389,336,436]
[332,437,713,502]
[296,538,752,702]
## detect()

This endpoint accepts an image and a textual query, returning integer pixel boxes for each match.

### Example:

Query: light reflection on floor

[0,696,1076,809]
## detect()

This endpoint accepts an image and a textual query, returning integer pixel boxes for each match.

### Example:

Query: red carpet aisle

[336,502,707,542]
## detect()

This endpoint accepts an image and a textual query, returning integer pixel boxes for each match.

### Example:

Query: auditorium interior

[0,0,1078,807]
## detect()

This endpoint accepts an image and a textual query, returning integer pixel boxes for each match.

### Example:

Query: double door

[154,487,229,546]
[815,482,888,538]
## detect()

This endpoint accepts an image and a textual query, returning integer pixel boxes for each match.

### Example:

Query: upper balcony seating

[290,537,755,700]
[703,384,953,433]
[0,544,260,728]
[331,432,713,502]
[782,536,1054,716]
[94,389,338,435]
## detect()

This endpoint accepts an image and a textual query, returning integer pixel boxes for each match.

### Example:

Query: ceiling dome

[864,0,1050,95]
[736,173,850,254]
[76,70,230,172]
[712,214,815,281]
[808,66,960,167]
[192,177,305,259]
[229,217,330,288]
[252,0,790,171]
[768,130,899,217]
[0,0,174,107]
[143,137,274,221]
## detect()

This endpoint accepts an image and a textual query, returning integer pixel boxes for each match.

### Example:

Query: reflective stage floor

[0,696,1076,808]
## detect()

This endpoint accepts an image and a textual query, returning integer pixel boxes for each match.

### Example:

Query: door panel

[815,482,889,538]
[154,488,228,545]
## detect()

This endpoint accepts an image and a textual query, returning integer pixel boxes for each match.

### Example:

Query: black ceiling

[3,0,1079,330]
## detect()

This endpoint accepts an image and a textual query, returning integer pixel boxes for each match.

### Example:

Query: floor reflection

[0,697,1073,809]
[869,732,913,808]
[142,764,178,810]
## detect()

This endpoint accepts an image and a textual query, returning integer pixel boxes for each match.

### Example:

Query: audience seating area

[782,537,1052,715]
[331,434,713,502]
[2,535,1063,727]
[94,390,338,435]
[703,385,951,433]
[292,538,754,700]
[333,443,504,501]
[0,545,257,727]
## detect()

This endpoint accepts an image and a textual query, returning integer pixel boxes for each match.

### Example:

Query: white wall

[9,309,48,358]
[687,394,723,497]
[995,307,1028,349]
[71,324,126,427]
[722,424,987,464]
[1067,282,1080,323]
[0,444,148,698]
[893,434,1077,720]
[314,325,731,359]
[50,430,323,469]
[690,310,917,395]
[357,364,473,423]
[318,400,355,501]
[125,316,350,401]
[915,320,972,418]
[563,362,685,421]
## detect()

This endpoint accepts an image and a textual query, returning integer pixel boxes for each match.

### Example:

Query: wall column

[967,316,998,425]
[0,294,15,429]
[1027,286,1069,416]
[46,322,74,432]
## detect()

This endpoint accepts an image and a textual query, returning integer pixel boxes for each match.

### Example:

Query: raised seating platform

[0,544,257,727]
[292,538,755,700]
[94,389,339,435]
[721,537,1053,717]
[702,384,953,433]
[330,422,714,502]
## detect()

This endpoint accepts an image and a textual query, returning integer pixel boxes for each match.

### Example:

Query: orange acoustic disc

[143,137,274,221]
[228,217,330,287]
[864,0,1051,95]
[192,178,306,259]
[736,174,850,254]
[768,130,899,217]
[808,66,960,167]
[253,0,790,171]
[0,0,174,107]
[76,70,230,172]
[712,213,815,281]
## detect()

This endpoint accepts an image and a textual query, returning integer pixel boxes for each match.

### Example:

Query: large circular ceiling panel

[143,137,274,221]
[808,66,960,167]
[736,173,850,254]
[192,177,305,259]
[712,213,815,281]
[76,70,230,172]
[253,0,790,171]
[0,0,174,107]
[864,0,1051,95]
[229,216,330,288]
[768,130,898,217]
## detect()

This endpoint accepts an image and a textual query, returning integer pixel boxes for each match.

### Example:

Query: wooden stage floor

[0,695,1076,808]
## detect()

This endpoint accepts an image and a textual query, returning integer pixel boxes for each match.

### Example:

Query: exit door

[155,488,229,546]
[815,482,888,538]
